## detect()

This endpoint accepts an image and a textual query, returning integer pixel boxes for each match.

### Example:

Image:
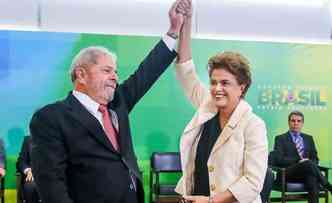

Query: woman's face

[209,68,245,111]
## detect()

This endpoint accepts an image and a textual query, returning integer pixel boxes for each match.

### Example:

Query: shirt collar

[72,90,100,115]
[289,131,302,142]
[289,130,300,136]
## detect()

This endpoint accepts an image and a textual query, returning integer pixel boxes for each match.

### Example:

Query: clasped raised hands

[168,0,192,36]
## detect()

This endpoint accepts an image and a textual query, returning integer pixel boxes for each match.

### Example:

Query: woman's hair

[208,51,252,98]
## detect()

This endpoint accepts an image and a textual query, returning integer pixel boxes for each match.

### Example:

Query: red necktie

[98,105,119,151]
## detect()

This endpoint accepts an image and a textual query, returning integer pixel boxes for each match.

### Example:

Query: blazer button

[208,165,214,172]
[210,184,216,191]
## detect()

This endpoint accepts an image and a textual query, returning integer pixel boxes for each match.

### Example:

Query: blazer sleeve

[175,59,209,109]
[16,136,30,174]
[30,106,73,203]
[118,40,176,112]
[228,117,268,203]
[273,135,300,167]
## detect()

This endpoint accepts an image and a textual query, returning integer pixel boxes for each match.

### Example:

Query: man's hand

[184,190,236,203]
[176,0,192,63]
[0,168,5,177]
[299,158,309,163]
[24,168,34,182]
[177,0,192,18]
[168,0,185,37]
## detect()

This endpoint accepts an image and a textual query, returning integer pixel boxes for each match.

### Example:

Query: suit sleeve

[273,135,299,167]
[30,107,73,203]
[118,40,176,112]
[16,137,30,174]
[308,136,319,164]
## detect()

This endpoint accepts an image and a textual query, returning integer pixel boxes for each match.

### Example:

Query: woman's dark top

[193,113,222,195]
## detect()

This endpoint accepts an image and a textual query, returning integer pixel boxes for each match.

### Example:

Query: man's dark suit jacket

[17,136,32,174]
[273,132,319,168]
[30,40,176,203]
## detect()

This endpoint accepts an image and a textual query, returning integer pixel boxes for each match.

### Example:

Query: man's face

[80,54,118,105]
[209,68,244,111]
[288,114,304,133]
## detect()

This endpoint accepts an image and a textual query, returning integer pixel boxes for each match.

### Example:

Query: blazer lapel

[180,99,217,172]
[211,100,252,155]
[183,99,218,134]
[64,93,118,153]
[182,99,252,156]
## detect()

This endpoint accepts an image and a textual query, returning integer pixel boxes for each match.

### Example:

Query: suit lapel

[286,132,300,158]
[64,93,118,153]
[112,107,127,153]
[301,133,309,155]
[28,136,33,154]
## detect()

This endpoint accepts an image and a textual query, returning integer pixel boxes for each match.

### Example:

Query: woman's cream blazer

[175,60,268,203]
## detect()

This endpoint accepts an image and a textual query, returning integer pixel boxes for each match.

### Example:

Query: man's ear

[75,67,87,84]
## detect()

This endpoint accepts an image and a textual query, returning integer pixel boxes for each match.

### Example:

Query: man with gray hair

[29,1,191,203]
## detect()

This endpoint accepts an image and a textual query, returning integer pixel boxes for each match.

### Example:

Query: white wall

[1,0,331,44]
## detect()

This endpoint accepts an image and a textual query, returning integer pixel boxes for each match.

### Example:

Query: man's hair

[69,46,117,82]
[207,51,252,98]
[288,110,304,122]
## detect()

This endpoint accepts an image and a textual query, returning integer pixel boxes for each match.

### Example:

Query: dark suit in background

[274,132,319,167]
[260,168,274,203]
[0,138,5,177]
[0,138,5,203]
[17,136,41,203]
[274,132,331,203]
[30,40,176,203]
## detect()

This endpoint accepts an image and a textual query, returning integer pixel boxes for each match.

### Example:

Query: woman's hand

[183,195,209,203]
